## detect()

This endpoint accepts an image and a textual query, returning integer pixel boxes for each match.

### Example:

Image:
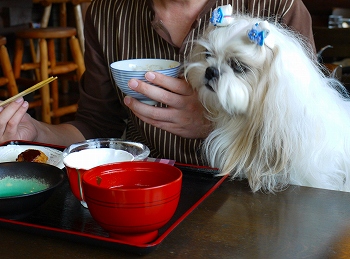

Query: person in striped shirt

[0,0,315,166]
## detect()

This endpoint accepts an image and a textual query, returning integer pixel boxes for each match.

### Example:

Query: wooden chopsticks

[0,76,58,107]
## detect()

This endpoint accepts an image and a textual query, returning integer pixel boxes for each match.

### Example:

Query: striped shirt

[69,0,314,165]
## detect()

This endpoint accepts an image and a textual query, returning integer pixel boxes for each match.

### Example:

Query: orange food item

[16,149,48,163]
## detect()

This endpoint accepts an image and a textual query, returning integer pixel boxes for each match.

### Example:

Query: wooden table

[0,178,350,258]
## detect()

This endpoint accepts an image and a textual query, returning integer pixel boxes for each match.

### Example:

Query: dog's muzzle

[205,66,219,91]
[205,66,220,80]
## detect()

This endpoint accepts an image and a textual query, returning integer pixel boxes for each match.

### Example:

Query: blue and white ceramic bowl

[110,59,181,105]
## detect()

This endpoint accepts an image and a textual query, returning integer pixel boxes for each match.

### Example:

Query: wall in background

[303,0,350,26]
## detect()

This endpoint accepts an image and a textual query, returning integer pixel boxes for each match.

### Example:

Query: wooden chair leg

[48,39,56,68]
[39,38,51,124]
[0,45,18,96]
[51,78,59,120]
[29,39,41,81]
[73,4,85,52]
[69,36,85,80]
[40,4,52,28]
[13,38,24,79]
[48,38,60,124]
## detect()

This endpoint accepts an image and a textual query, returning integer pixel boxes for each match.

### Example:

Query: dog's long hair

[185,14,350,192]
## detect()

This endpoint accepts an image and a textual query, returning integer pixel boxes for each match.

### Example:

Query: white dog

[184,12,350,193]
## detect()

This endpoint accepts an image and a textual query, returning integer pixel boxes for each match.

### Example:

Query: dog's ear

[245,24,321,192]
[262,23,317,88]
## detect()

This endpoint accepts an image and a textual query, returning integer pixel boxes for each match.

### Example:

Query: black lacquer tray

[0,140,227,255]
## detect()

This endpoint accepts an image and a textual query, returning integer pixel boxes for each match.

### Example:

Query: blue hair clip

[210,5,233,27]
[247,22,270,46]
[210,8,223,26]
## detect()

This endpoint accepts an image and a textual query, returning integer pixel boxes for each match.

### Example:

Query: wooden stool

[0,36,19,98]
[13,27,85,124]
[33,0,92,53]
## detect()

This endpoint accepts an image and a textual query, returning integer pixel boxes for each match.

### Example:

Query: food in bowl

[82,161,182,244]
[0,162,65,219]
[63,148,134,171]
[63,138,150,208]
[16,149,48,163]
[110,59,180,72]
[0,177,49,197]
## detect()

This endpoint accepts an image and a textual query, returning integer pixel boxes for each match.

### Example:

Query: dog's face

[185,17,274,117]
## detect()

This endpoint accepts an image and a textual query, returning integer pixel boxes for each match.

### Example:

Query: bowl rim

[0,162,65,200]
[63,148,135,170]
[110,58,181,72]
[82,161,182,191]
[62,138,150,161]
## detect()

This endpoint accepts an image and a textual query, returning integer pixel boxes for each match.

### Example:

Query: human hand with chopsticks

[0,77,85,145]
[0,77,58,142]
[0,96,38,142]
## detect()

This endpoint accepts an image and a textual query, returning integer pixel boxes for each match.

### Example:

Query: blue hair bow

[247,22,270,46]
[210,7,224,26]
[210,5,233,27]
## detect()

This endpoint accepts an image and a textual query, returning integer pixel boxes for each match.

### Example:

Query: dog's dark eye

[204,49,212,59]
[229,59,247,73]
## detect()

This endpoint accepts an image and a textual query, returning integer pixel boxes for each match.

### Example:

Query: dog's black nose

[205,67,219,80]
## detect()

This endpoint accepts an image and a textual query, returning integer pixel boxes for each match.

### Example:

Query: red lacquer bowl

[82,161,182,244]
[62,138,149,208]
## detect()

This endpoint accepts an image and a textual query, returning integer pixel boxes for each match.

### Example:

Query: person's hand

[0,98,38,142]
[123,71,212,139]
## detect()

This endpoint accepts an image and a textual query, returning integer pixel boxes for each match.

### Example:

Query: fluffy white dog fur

[184,14,350,193]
